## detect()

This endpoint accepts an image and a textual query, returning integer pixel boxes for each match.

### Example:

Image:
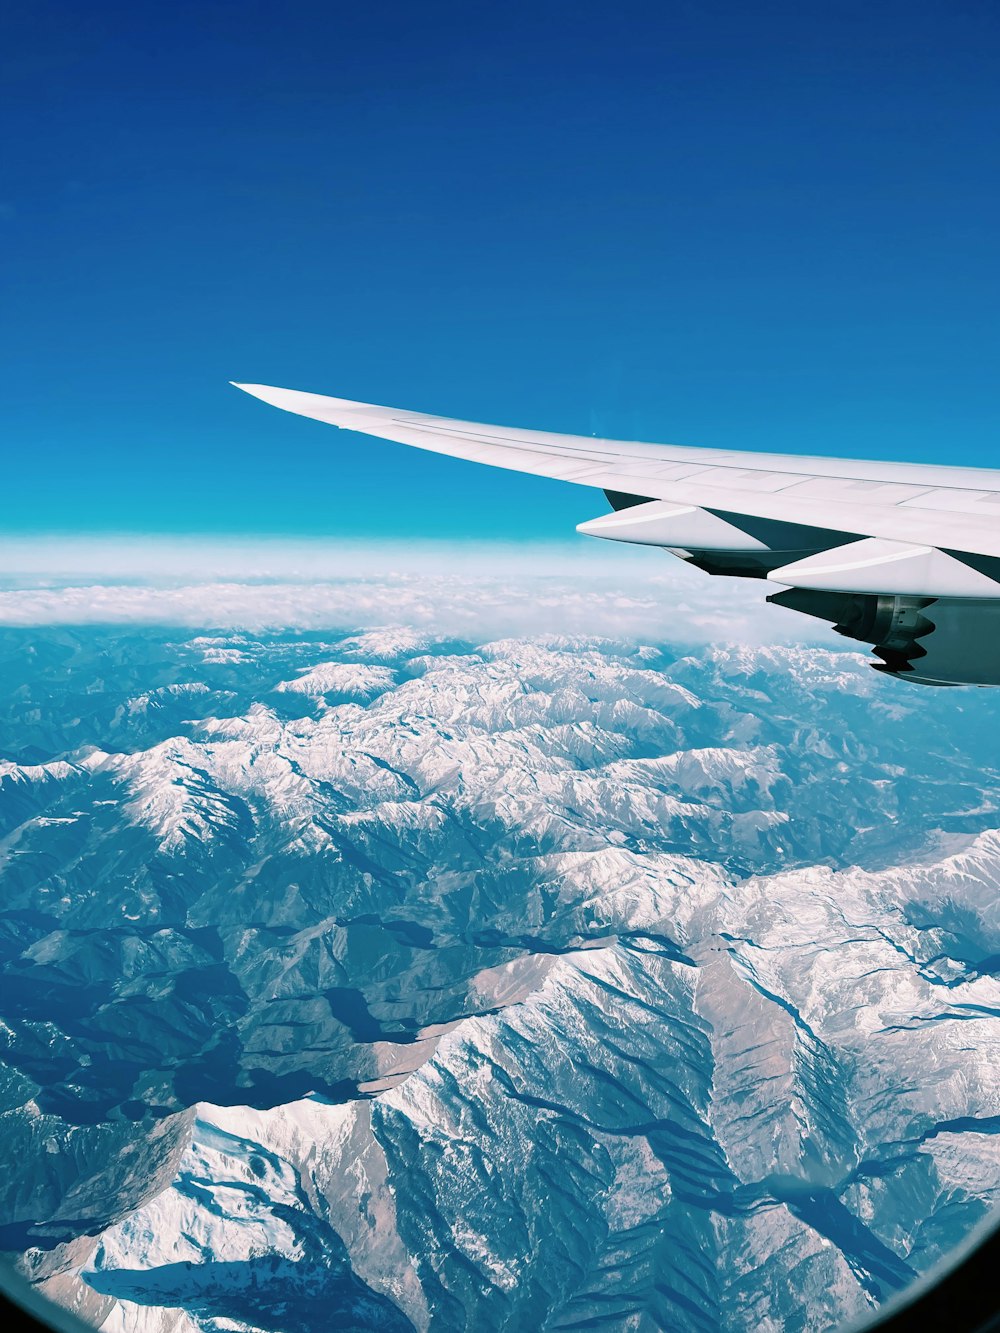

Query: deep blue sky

[3,0,1000,538]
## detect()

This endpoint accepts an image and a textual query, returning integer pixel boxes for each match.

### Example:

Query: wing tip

[230,381,285,402]
[229,380,351,421]
[228,381,385,421]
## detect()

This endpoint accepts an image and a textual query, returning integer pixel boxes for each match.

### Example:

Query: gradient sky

[4,0,1000,540]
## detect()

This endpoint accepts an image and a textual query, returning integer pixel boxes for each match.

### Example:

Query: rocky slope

[0,626,998,1330]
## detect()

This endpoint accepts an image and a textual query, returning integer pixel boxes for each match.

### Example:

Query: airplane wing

[232,382,1000,687]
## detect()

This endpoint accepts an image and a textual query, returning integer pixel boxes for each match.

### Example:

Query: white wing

[232,382,1000,685]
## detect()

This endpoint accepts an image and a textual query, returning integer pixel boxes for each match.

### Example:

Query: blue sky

[4,0,1000,540]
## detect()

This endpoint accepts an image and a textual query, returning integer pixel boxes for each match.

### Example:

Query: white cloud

[0,534,841,648]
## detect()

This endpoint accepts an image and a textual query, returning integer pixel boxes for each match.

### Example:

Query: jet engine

[769,589,1000,687]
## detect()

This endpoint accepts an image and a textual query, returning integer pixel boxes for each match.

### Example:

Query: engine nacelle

[769,588,1000,687]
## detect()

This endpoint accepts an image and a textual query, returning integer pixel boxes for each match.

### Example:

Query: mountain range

[2,625,999,1331]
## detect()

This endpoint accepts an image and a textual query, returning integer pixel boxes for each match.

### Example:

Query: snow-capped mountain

[2,625,1000,1331]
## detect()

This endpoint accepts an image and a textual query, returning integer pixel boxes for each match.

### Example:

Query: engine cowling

[769,588,1000,687]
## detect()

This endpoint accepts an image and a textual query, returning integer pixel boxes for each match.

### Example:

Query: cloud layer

[0,534,838,647]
